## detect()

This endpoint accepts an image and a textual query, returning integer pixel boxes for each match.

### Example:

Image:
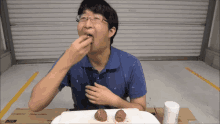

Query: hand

[85,82,119,106]
[65,35,93,67]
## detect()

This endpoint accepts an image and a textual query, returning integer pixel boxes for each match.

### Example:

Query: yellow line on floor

[0,71,39,119]
[185,67,220,92]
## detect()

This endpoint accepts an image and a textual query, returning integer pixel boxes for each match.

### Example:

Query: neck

[87,46,111,67]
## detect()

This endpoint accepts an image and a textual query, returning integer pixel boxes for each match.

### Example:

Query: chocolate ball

[94,109,107,122]
[115,109,126,122]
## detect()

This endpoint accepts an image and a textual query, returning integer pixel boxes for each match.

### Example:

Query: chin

[88,45,108,54]
[88,51,97,56]
[89,47,102,55]
[88,48,96,54]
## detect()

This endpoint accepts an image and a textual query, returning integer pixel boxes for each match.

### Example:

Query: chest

[69,68,129,97]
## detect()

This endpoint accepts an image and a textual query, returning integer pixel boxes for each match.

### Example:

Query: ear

[108,27,116,38]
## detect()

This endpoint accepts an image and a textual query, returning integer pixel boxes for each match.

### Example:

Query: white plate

[51,108,160,124]
[51,108,138,124]
[51,115,61,124]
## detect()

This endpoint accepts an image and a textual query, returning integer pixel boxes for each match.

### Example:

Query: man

[28,0,147,112]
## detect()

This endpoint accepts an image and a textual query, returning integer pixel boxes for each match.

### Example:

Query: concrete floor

[0,61,219,123]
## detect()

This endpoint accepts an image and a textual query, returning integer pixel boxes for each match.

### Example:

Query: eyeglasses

[76,15,108,24]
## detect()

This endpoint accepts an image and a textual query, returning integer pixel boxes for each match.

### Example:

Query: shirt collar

[81,46,120,70]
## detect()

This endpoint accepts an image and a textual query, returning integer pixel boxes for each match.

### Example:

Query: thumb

[94,82,101,87]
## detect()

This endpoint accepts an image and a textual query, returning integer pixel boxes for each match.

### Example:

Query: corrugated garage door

[6,0,209,63]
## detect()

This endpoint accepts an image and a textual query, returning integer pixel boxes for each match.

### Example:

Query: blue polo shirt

[49,46,147,110]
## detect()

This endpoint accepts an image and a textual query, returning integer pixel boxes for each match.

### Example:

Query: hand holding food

[65,34,93,67]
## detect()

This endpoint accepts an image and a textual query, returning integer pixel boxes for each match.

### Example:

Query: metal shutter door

[6,0,209,62]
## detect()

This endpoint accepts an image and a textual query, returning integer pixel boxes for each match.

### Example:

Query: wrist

[56,52,73,71]
[112,95,121,107]
[61,50,77,69]
[112,97,144,111]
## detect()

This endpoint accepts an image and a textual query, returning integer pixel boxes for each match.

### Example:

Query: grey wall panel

[9,13,207,18]
[15,53,201,60]
[6,0,209,61]
[12,34,204,39]
[15,50,200,56]
[13,45,202,50]
[7,4,208,10]
[9,18,207,24]
[8,9,208,15]
[7,0,209,5]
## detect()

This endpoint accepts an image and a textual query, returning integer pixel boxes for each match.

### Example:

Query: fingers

[85,89,97,98]
[88,99,96,104]
[80,41,91,54]
[86,85,99,92]
[94,82,102,88]
[69,35,92,56]
[81,37,93,48]
[75,35,89,44]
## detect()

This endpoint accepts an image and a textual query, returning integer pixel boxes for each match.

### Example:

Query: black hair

[77,0,119,46]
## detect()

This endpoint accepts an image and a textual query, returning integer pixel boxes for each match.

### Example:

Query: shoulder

[68,59,84,74]
[112,47,140,66]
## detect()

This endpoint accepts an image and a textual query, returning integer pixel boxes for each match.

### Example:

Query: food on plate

[94,109,107,122]
[115,109,126,122]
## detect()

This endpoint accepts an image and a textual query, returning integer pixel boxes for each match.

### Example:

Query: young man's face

[77,9,113,54]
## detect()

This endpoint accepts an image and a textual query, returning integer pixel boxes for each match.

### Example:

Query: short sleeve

[48,51,70,92]
[128,59,147,99]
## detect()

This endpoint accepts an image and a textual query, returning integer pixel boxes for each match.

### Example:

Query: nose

[84,17,94,29]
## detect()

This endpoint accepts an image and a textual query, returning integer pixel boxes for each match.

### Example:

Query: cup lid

[165,101,180,108]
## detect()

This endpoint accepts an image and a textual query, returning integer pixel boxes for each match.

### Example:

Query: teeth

[86,33,93,37]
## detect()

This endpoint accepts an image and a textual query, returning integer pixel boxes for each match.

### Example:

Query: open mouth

[86,33,94,44]
[87,34,93,37]
[85,33,93,37]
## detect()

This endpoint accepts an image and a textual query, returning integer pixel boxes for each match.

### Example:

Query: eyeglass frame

[76,14,108,24]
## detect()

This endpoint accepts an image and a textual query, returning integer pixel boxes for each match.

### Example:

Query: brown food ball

[94,109,107,122]
[115,109,126,122]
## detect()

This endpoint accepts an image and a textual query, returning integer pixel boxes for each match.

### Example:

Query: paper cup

[163,101,180,124]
